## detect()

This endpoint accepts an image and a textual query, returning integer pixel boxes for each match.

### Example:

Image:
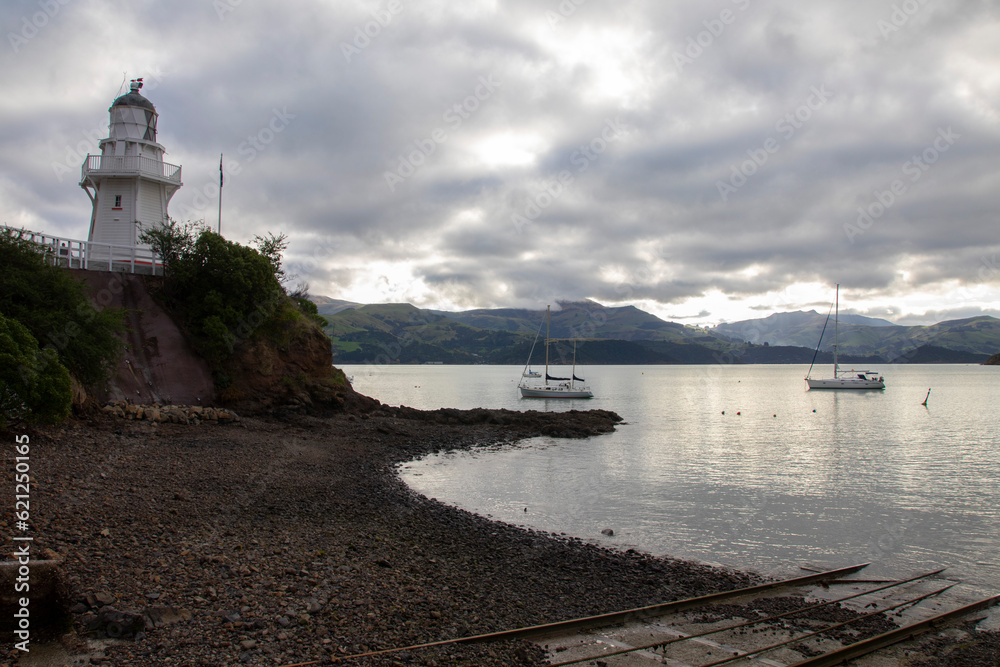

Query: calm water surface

[343,364,1000,592]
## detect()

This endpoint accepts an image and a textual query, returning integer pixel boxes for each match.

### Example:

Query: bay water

[341,364,1000,593]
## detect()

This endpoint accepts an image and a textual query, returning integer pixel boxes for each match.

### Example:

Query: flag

[219,153,224,188]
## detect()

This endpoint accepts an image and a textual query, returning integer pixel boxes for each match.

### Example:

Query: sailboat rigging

[805,284,885,390]
[518,305,593,398]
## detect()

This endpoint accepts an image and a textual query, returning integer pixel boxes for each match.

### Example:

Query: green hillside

[716,311,1000,360]
[441,300,696,341]
[325,303,527,364]
[315,297,1000,365]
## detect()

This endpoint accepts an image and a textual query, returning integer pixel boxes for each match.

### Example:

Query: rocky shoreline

[3,403,997,665]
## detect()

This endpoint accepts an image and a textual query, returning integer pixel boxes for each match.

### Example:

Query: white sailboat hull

[806,377,884,390]
[518,382,593,398]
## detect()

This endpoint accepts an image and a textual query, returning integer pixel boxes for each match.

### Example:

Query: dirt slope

[69,270,217,406]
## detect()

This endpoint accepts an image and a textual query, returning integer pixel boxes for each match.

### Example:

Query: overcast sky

[2,0,999,325]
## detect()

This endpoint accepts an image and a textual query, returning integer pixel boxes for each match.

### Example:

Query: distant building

[80,78,183,249]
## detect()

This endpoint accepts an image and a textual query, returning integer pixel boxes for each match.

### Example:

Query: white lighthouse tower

[80,79,182,251]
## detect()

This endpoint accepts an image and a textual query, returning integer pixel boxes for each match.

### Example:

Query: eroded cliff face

[219,320,362,414]
[70,270,363,415]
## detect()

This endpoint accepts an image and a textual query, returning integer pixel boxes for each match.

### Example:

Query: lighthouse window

[113,195,122,208]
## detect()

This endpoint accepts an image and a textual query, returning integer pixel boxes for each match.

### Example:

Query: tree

[0,311,71,429]
[138,218,204,269]
[0,229,124,386]
[252,232,289,283]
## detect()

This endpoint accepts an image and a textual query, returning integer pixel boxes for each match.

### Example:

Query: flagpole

[218,153,223,235]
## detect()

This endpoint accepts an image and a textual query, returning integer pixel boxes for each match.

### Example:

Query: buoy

[812,409,816,413]
[721,411,725,415]
[922,388,931,406]
[736,411,741,415]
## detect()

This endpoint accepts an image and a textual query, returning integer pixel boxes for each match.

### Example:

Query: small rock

[97,607,145,638]
[144,606,192,628]
[601,528,615,536]
[93,591,115,606]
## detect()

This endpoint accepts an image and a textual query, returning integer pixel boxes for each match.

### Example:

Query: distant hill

[312,297,1000,365]
[435,300,695,341]
[889,345,989,364]
[311,296,362,317]
[714,310,896,348]
[321,300,727,365]
[714,312,1000,360]
[323,303,528,364]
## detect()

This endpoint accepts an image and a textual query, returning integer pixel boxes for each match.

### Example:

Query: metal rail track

[280,563,998,666]
[542,569,998,667]
[546,567,952,666]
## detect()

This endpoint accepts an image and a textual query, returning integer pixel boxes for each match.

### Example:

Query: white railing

[2,226,163,275]
[81,154,182,183]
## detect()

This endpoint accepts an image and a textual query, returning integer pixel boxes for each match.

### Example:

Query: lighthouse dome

[111,89,155,112]
[108,79,158,142]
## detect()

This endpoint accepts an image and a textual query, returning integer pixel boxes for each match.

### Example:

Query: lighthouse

[80,79,182,250]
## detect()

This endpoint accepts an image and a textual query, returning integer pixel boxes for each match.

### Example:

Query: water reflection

[365,364,1000,592]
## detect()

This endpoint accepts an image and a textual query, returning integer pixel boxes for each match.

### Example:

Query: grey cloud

[2,0,998,325]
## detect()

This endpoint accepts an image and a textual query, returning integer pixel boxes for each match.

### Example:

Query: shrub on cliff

[0,230,125,387]
[138,217,202,267]
[164,231,286,366]
[139,222,333,391]
[0,311,72,429]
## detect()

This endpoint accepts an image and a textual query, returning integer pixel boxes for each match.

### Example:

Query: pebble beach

[3,402,997,665]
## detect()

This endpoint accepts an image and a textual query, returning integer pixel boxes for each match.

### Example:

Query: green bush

[165,231,285,366]
[0,230,124,386]
[138,218,203,268]
[0,311,72,429]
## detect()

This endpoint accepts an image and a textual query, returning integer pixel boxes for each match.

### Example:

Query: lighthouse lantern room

[80,78,183,250]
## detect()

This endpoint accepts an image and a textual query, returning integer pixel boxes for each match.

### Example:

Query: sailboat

[805,284,885,390]
[518,305,593,398]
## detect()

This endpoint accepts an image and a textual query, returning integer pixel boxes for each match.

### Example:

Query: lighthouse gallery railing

[81,154,182,183]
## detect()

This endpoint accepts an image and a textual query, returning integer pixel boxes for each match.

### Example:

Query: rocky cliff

[70,270,359,415]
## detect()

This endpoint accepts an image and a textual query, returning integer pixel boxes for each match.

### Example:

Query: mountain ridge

[311,297,1000,365]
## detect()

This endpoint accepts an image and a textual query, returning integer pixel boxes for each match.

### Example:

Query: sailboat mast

[544,305,550,386]
[834,283,840,377]
[571,339,577,389]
